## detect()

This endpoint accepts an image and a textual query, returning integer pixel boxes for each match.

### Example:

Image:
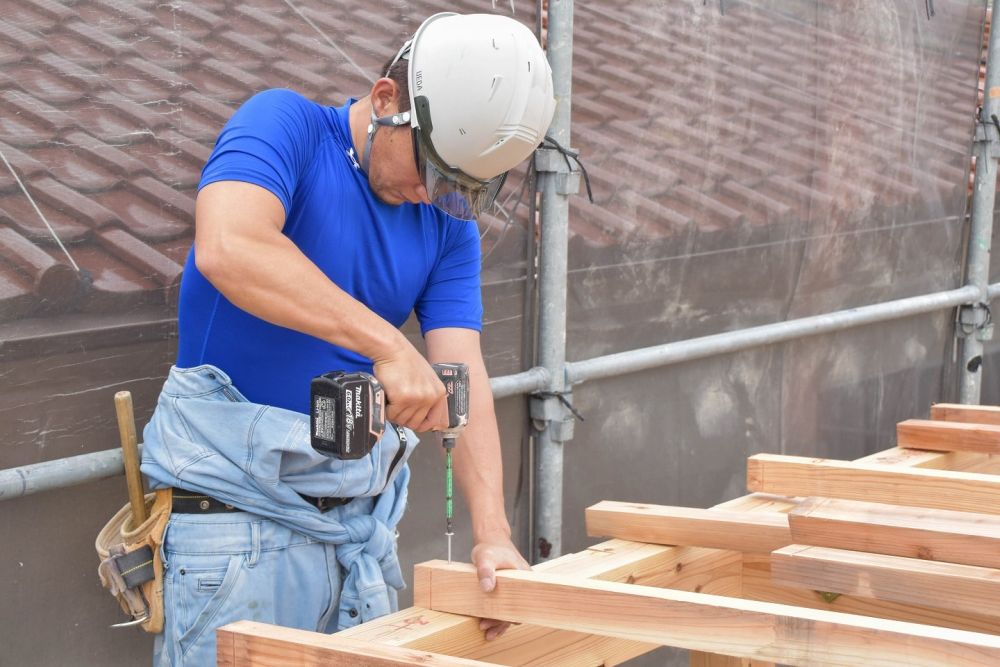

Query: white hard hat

[373,13,555,220]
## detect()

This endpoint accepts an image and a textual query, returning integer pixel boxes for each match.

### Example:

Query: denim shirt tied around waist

[139,365,418,629]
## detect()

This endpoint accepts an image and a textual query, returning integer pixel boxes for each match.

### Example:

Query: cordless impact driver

[310,362,470,562]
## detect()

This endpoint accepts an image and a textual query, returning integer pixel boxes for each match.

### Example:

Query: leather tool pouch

[95,488,172,633]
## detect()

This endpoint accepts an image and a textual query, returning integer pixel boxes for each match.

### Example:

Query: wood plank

[854,446,994,473]
[746,453,1000,514]
[897,419,1000,454]
[788,497,1000,568]
[415,560,1000,667]
[771,545,1000,618]
[586,501,791,553]
[742,552,1000,634]
[341,540,741,667]
[931,403,1000,426]
[743,446,1000,635]
[216,619,502,666]
[675,493,786,667]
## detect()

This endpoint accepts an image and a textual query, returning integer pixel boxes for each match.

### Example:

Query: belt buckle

[315,497,336,513]
[315,496,351,512]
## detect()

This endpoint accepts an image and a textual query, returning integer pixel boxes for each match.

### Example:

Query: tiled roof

[567,2,981,252]
[0,0,408,328]
[0,0,983,332]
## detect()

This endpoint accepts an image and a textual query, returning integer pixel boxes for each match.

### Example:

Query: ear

[370,77,401,116]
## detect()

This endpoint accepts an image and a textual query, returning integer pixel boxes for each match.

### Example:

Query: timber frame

[217,403,1000,666]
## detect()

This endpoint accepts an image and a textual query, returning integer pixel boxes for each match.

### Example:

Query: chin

[372,188,404,206]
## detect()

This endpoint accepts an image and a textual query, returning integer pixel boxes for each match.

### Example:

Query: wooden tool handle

[114,391,147,526]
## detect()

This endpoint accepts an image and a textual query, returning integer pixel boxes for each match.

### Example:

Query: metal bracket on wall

[530,390,582,443]
[534,146,581,195]
[957,301,994,341]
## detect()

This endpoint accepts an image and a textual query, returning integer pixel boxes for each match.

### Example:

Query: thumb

[476,556,497,593]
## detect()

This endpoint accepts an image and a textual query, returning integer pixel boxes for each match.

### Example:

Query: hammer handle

[114,391,147,525]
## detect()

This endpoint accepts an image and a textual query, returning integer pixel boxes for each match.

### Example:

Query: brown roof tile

[0,21,47,53]
[62,20,135,58]
[23,0,76,23]
[0,226,79,306]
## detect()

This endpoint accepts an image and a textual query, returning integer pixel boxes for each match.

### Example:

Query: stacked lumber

[217,403,1000,667]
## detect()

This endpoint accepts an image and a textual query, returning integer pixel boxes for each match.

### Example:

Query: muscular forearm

[455,403,509,542]
[427,332,511,542]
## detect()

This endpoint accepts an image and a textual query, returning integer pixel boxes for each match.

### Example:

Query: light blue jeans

[153,501,396,666]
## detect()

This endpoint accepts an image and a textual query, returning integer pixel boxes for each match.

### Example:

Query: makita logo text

[354,386,363,419]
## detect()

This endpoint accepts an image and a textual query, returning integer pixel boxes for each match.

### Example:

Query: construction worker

[137,12,555,666]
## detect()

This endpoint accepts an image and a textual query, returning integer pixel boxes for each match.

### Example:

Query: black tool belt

[171,488,351,514]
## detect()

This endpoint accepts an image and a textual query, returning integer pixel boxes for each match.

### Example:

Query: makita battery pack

[310,371,385,459]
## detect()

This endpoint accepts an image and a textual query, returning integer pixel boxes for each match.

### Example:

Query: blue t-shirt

[176,89,483,414]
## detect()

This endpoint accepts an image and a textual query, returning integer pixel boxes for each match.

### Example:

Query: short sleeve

[198,89,321,215]
[415,220,483,335]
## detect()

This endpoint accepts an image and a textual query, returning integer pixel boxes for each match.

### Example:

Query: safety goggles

[409,96,507,221]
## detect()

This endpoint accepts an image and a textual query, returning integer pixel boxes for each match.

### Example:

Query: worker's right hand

[374,342,448,432]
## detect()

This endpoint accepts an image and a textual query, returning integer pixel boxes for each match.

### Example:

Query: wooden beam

[742,552,1000,634]
[677,494,787,667]
[931,403,1000,426]
[414,560,1000,667]
[216,619,501,666]
[771,544,1000,619]
[586,501,791,553]
[897,419,1000,454]
[746,453,1000,514]
[740,445,1000,637]
[340,539,741,667]
[743,447,1000,634]
[925,407,1000,474]
[854,446,996,473]
[788,497,1000,568]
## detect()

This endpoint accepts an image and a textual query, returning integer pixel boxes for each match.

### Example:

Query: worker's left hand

[471,536,530,641]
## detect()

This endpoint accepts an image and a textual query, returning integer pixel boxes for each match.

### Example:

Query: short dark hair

[380,52,410,113]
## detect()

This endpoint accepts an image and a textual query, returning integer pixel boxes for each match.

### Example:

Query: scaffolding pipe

[532,0,574,563]
[566,286,981,386]
[0,447,136,501]
[490,367,549,400]
[0,369,552,502]
[960,0,1000,403]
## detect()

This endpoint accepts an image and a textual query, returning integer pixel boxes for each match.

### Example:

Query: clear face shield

[410,96,507,221]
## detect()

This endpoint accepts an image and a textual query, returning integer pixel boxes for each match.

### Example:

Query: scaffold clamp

[958,301,994,341]
[530,389,582,442]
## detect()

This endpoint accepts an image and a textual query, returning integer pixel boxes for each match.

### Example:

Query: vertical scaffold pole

[960,2,1000,403]
[532,0,575,562]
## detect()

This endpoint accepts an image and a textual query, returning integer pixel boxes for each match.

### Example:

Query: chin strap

[361,108,411,175]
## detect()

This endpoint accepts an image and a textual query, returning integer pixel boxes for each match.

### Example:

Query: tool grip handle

[432,363,470,433]
[115,391,147,527]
